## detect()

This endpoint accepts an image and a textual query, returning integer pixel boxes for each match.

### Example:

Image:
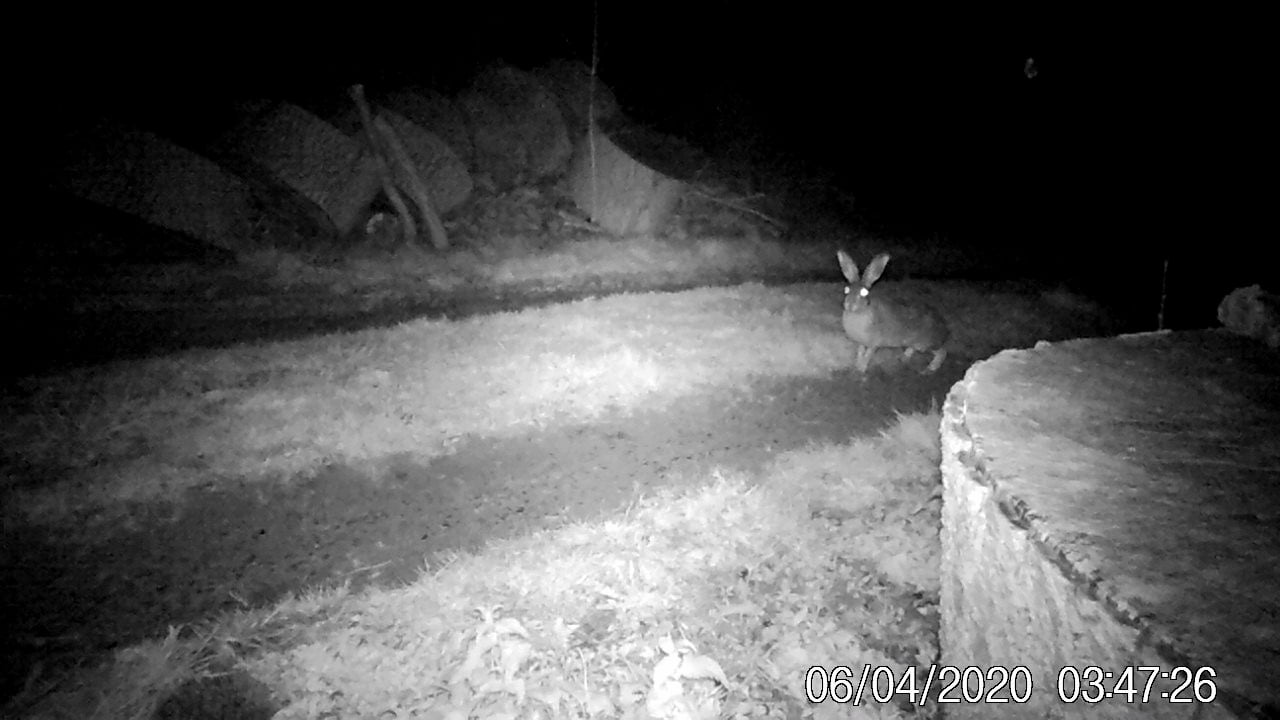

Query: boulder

[458,65,572,189]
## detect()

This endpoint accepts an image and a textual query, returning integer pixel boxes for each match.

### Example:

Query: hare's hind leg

[925,348,947,373]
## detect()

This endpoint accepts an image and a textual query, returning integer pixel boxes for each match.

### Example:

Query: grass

[2,278,1105,536]
[13,411,946,720]
[4,230,1119,718]
[19,229,991,332]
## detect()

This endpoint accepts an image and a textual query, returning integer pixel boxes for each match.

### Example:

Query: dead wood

[349,85,449,250]
[374,115,449,250]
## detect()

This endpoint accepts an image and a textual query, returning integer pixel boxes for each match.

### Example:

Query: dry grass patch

[5,284,852,530]
[231,232,1009,310]
[2,280,1108,534]
[241,234,840,297]
[12,412,944,720]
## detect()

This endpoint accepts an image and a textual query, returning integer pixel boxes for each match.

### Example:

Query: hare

[838,250,950,373]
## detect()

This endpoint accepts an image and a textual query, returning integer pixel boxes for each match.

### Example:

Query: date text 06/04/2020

[803,665,1219,707]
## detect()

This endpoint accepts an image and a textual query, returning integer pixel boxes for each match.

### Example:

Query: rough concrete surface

[940,330,1278,719]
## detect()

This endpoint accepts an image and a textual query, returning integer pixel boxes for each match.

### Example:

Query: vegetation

[4,227,1116,717]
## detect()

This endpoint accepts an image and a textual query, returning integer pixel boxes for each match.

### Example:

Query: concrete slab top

[960,329,1279,708]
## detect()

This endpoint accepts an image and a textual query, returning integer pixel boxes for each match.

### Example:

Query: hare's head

[838,251,891,313]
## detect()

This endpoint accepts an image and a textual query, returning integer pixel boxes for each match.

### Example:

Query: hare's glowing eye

[859,288,870,299]
[844,286,851,295]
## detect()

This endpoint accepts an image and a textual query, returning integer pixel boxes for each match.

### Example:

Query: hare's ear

[837,250,859,284]
[863,253,891,287]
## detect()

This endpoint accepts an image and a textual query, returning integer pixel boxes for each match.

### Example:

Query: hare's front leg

[855,345,874,373]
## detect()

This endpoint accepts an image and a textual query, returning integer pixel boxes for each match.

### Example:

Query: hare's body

[838,251,949,373]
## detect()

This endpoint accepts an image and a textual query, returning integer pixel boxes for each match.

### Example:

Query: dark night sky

[32,6,1272,278]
